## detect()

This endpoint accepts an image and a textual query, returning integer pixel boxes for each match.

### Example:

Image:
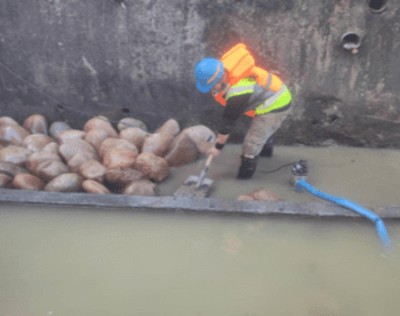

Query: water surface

[0,204,399,316]
[1,145,400,316]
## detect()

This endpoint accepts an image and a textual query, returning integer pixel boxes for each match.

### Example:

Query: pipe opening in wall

[368,0,388,13]
[341,32,361,54]
[121,107,130,114]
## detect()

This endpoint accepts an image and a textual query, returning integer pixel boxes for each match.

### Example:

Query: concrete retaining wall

[0,0,399,147]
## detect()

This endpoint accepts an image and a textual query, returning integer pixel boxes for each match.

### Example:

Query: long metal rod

[195,154,213,188]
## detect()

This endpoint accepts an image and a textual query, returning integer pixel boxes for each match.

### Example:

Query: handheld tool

[173,154,214,198]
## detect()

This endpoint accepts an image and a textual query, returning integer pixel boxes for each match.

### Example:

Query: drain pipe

[341,32,362,54]
[291,160,391,250]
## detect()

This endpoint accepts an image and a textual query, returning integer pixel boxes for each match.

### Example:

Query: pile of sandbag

[0,114,216,196]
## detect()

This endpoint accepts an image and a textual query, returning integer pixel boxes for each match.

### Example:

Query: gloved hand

[208,133,228,158]
[207,145,222,158]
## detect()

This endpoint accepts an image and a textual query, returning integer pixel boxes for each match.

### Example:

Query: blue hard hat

[194,58,224,93]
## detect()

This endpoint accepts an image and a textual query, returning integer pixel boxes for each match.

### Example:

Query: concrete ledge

[0,189,399,219]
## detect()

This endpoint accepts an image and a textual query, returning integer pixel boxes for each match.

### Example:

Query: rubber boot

[237,155,258,179]
[260,137,274,157]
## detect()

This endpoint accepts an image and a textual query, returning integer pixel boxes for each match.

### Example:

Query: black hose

[214,160,298,175]
[258,161,299,174]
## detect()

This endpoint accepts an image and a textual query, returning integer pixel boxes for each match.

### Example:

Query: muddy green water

[0,205,399,316]
[161,145,400,206]
[1,146,400,316]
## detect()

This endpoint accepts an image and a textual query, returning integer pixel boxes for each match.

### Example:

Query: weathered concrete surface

[0,1,399,147]
[0,188,399,219]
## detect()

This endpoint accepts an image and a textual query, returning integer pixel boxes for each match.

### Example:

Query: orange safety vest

[213,43,284,117]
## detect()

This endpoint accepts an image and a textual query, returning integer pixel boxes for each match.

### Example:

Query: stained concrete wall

[0,0,399,147]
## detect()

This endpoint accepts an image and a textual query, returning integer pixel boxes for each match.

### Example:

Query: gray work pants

[242,105,292,158]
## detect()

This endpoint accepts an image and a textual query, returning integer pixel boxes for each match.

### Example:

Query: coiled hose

[292,160,391,250]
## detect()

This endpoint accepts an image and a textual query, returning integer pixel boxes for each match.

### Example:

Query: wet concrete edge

[0,189,399,219]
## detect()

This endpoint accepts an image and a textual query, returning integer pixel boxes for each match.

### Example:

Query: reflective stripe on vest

[225,78,255,100]
[254,85,292,115]
[225,78,292,116]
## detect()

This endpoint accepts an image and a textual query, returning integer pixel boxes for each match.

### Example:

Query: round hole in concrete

[368,0,388,13]
[121,107,130,114]
[341,32,361,52]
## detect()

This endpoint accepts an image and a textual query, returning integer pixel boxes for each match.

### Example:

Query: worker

[194,43,293,179]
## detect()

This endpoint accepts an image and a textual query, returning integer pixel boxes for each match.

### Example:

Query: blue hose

[295,178,391,250]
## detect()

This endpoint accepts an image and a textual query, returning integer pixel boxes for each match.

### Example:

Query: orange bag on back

[220,43,255,86]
